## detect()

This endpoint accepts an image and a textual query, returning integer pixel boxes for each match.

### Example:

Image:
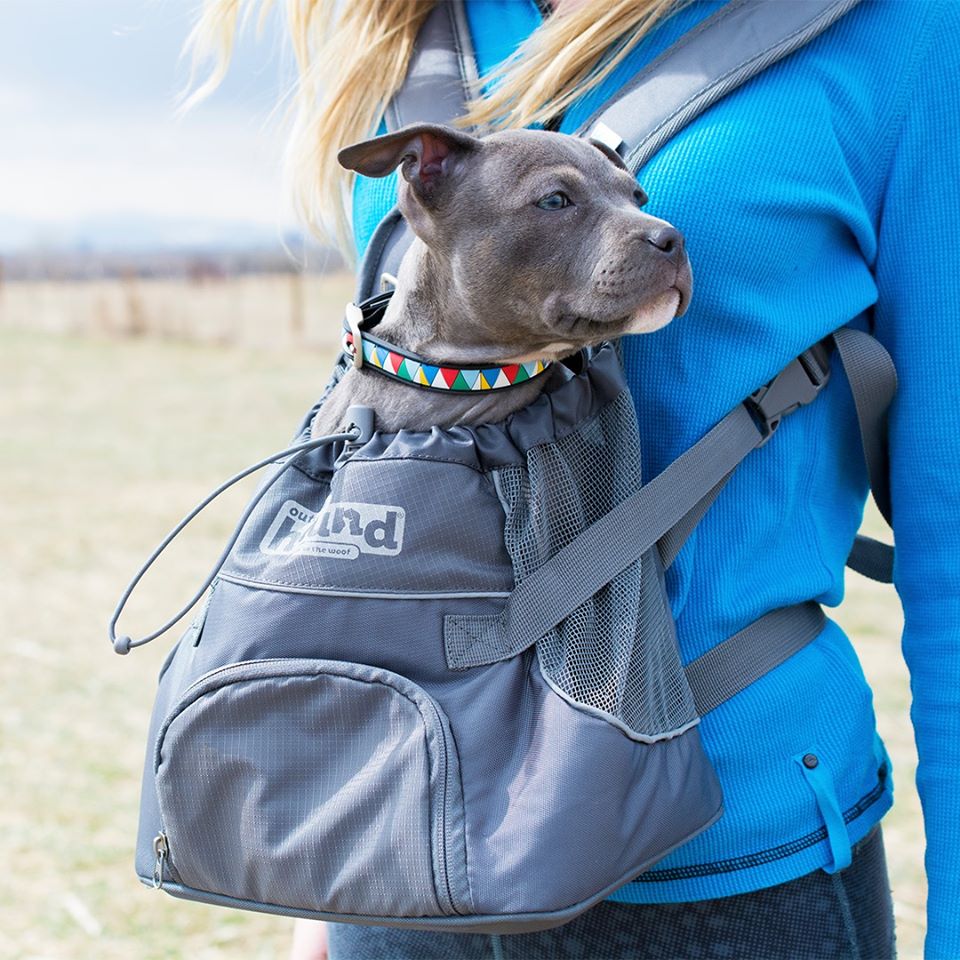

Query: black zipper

[631,773,888,883]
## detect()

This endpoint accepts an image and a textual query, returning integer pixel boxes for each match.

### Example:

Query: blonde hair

[183,0,688,256]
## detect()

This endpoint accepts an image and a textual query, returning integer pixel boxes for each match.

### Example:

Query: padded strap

[356,208,412,303]
[579,0,862,173]
[684,601,826,715]
[357,0,477,301]
[385,0,477,131]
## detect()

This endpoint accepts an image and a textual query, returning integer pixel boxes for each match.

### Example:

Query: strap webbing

[655,339,834,572]
[657,471,731,569]
[500,329,897,707]
[831,328,897,583]
[503,403,766,650]
[846,533,895,584]
[656,329,897,584]
[579,0,861,173]
[832,327,896,524]
[684,601,826,715]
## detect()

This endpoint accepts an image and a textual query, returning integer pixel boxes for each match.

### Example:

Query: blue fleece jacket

[350,2,960,955]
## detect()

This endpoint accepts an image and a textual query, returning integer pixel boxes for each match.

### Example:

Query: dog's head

[339,123,692,360]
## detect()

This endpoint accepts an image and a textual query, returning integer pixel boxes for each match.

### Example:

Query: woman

[186,1,960,957]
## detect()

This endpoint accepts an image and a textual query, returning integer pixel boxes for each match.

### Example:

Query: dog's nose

[642,224,683,256]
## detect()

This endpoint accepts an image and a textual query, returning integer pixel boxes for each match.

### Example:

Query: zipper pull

[152,833,169,890]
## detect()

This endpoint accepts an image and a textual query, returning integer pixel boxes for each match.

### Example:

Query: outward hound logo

[260,499,405,560]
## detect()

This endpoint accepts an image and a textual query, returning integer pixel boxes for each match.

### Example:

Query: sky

[0,0,299,250]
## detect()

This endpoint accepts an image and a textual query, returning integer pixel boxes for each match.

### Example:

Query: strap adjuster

[747,341,832,445]
[588,121,627,158]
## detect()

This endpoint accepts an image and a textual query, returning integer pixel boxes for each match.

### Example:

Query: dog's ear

[338,123,481,206]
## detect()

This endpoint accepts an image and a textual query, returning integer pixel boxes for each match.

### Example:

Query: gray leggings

[327,826,894,960]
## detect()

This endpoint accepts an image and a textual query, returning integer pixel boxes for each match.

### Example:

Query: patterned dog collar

[341,300,552,393]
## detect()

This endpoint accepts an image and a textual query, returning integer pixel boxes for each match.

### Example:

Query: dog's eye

[633,188,649,208]
[536,191,571,210]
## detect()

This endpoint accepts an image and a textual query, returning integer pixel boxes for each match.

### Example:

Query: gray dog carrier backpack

[111,0,895,936]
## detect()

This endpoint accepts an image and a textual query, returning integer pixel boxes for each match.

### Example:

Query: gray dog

[312,123,692,436]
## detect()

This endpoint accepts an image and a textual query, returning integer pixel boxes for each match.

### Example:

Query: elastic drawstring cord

[108,428,360,655]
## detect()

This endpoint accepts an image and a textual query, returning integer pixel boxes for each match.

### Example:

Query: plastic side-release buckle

[746,341,832,446]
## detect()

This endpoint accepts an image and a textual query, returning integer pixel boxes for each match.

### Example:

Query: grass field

[0,325,923,959]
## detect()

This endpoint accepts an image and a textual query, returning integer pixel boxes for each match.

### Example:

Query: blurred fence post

[121,268,146,337]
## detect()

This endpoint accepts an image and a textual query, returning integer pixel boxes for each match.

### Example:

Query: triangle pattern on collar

[341,303,552,394]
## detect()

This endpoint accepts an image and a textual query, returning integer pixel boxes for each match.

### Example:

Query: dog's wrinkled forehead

[480,128,630,187]
[456,132,637,220]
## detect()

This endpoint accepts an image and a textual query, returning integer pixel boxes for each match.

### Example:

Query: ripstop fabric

[134,342,725,932]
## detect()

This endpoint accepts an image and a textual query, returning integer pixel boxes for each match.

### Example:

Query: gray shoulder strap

[356,1,478,301]
[581,0,861,172]
[385,0,478,130]
[832,327,896,583]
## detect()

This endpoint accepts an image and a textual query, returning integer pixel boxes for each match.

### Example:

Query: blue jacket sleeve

[871,3,960,956]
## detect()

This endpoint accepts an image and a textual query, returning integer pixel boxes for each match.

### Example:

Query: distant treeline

[0,245,346,283]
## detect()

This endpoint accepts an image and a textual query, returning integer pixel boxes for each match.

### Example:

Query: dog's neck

[372,243,527,367]
[311,243,558,436]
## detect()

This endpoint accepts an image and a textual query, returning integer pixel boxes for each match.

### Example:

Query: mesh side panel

[494,393,698,739]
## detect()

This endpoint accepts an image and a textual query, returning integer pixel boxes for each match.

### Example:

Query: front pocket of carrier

[153,658,472,919]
